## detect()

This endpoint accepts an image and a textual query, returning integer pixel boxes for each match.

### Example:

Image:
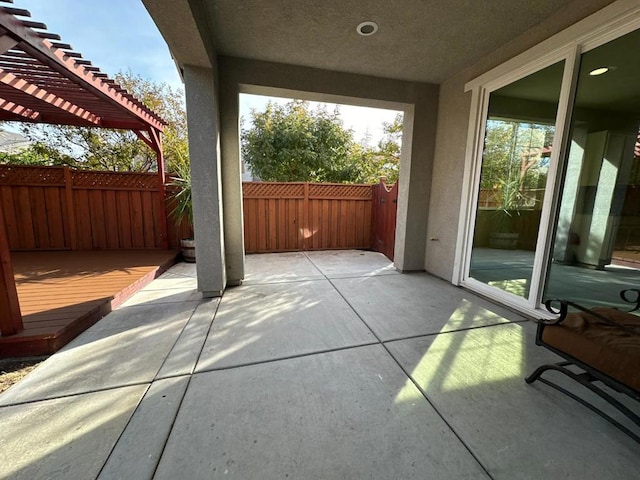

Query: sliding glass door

[543,29,640,310]
[463,25,640,313]
[468,61,564,301]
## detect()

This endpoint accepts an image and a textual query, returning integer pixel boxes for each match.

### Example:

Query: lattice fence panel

[0,165,65,185]
[72,170,158,190]
[242,182,305,198]
[309,183,372,200]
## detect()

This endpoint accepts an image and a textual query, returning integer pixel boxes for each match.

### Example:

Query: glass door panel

[468,61,565,299]
[544,29,640,310]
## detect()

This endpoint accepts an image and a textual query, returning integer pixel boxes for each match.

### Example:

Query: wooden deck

[0,250,179,357]
[612,249,640,268]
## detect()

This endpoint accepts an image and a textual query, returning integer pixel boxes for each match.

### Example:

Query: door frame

[453,2,640,317]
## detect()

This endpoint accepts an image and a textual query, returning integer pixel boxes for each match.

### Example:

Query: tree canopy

[241,100,403,184]
[481,119,552,209]
[0,71,188,173]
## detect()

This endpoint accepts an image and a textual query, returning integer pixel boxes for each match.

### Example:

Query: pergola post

[137,128,169,249]
[151,129,169,249]
[0,206,22,336]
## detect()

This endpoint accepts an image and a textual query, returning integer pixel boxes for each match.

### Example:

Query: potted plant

[168,160,195,262]
[488,176,523,249]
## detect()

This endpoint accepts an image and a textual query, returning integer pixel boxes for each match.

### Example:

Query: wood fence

[0,165,168,250]
[242,182,373,253]
[0,165,397,258]
[371,180,398,260]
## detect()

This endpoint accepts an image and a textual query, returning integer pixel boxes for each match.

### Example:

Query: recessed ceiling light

[589,67,610,76]
[356,21,378,36]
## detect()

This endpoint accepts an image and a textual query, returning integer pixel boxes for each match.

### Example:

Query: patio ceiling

[143,0,614,84]
[0,1,166,136]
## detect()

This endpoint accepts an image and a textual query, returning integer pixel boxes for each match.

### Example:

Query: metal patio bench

[526,289,640,443]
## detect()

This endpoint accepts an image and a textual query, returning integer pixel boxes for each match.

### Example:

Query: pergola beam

[0,32,17,54]
[0,10,165,131]
[0,98,40,119]
[0,70,101,125]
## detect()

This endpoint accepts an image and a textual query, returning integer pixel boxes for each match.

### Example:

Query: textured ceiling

[198,0,579,84]
[494,28,640,114]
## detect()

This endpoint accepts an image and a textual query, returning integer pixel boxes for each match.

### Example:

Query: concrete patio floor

[0,250,638,479]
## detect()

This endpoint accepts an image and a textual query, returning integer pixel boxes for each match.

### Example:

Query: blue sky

[12,1,401,143]
[18,0,183,90]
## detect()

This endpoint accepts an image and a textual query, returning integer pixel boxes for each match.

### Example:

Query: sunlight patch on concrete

[488,278,527,297]
[393,321,526,403]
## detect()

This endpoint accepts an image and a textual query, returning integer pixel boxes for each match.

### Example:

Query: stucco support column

[219,79,245,286]
[184,65,226,296]
[394,90,438,271]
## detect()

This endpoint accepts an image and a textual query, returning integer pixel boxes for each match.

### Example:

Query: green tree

[481,119,552,209]
[11,71,188,173]
[354,113,403,184]
[242,100,361,183]
[242,101,404,184]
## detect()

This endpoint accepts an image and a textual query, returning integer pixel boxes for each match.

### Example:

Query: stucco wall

[425,0,620,282]
[217,57,439,271]
[184,65,227,296]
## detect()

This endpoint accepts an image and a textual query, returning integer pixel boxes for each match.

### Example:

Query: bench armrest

[540,289,640,334]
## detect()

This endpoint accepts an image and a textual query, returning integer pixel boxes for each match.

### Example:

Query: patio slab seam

[153,298,218,379]
[193,340,381,375]
[381,342,495,480]
[379,318,531,344]
[172,298,222,378]
[93,376,195,480]
[94,382,153,477]
[318,272,496,479]
[148,375,195,480]
[0,379,157,408]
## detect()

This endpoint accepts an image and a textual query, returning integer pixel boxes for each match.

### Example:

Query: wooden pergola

[0,1,167,338]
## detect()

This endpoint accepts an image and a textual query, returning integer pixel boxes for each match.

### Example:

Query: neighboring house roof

[0,128,29,152]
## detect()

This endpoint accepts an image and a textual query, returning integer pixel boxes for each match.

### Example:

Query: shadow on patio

[0,250,637,480]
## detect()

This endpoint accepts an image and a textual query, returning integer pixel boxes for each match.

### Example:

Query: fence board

[74,189,92,250]
[103,190,119,248]
[141,191,156,248]
[30,187,49,248]
[242,182,374,254]
[0,166,173,251]
[116,190,133,249]
[268,198,277,251]
[0,166,395,256]
[287,200,297,250]
[129,190,145,248]
[44,187,65,248]
[89,190,107,249]
[371,180,398,260]
[17,186,36,249]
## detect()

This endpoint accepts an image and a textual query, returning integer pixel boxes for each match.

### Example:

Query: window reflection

[469,62,564,299]
[544,29,640,309]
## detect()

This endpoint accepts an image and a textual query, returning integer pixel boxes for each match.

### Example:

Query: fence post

[303,182,310,250]
[63,166,77,250]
